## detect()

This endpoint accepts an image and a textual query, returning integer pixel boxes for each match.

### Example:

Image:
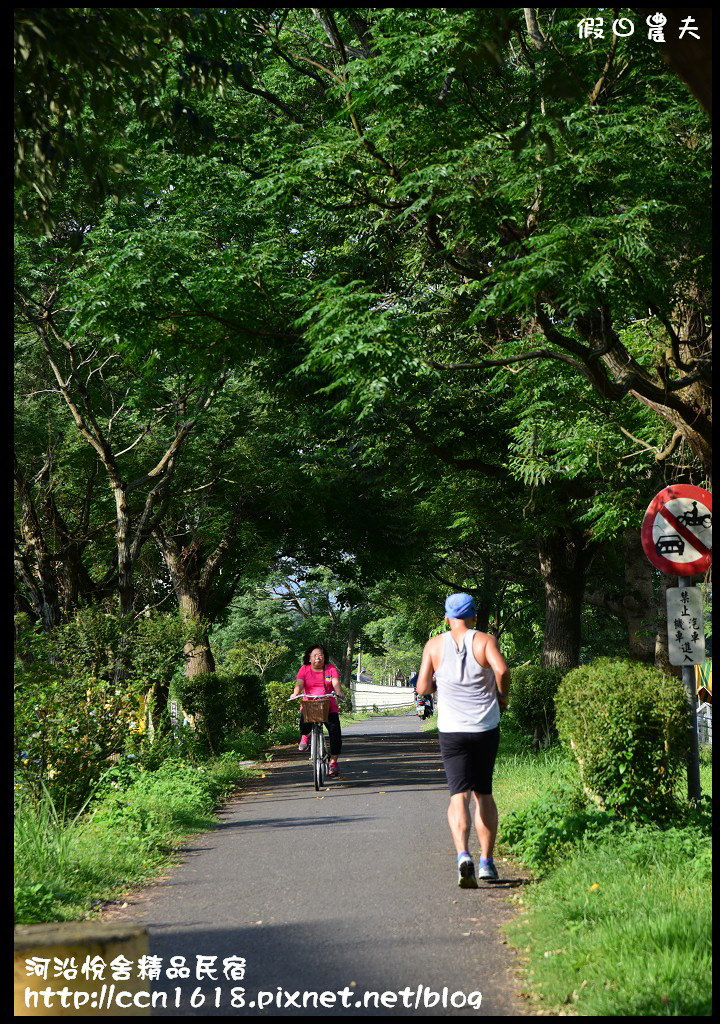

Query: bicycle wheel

[312,725,323,791]
[319,733,329,786]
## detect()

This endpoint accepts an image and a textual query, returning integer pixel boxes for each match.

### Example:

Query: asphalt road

[116,714,530,1017]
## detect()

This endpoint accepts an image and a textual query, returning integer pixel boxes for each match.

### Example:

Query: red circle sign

[641,484,712,575]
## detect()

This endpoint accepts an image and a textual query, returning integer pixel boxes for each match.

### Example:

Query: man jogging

[416,593,510,888]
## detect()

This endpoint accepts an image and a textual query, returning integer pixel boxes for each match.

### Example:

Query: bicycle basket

[302,697,330,723]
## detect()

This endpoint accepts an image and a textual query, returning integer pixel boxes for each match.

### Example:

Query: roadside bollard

[15,922,150,1016]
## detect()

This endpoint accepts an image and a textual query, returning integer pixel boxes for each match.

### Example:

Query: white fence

[350,680,416,712]
[697,702,712,746]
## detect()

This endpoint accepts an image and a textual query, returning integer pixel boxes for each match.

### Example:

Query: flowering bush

[14,609,187,812]
[14,666,142,813]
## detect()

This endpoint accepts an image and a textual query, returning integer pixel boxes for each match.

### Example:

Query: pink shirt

[296,664,340,714]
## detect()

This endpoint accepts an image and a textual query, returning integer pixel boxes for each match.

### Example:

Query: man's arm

[483,634,510,698]
[416,639,438,695]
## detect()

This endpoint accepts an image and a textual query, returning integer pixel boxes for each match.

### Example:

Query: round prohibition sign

[641,484,712,575]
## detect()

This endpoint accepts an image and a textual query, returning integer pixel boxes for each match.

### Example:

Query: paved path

[112,715,531,1017]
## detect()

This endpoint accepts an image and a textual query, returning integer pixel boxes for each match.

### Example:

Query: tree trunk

[144,679,172,739]
[178,591,216,676]
[621,526,656,662]
[475,595,492,633]
[538,526,588,670]
[153,530,217,677]
[14,458,62,631]
[176,588,215,741]
[340,628,357,689]
[112,483,135,616]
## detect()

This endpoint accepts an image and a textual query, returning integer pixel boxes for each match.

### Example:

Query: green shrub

[173,672,268,752]
[555,658,689,821]
[173,672,224,753]
[226,674,269,734]
[87,762,144,803]
[265,681,299,736]
[90,758,218,839]
[500,782,619,873]
[125,721,206,769]
[222,728,267,760]
[14,610,188,811]
[14,666,142,813]
[272,721,303,744]
[509,665,564,745]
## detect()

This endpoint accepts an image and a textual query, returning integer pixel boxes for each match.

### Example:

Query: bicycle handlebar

[285,693,334,702]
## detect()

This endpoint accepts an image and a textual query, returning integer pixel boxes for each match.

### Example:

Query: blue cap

[444,593,477,619]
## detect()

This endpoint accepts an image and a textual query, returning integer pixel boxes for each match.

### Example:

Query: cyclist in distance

[291,644,345,778]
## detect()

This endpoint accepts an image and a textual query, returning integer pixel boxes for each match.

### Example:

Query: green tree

[16,9,709,688]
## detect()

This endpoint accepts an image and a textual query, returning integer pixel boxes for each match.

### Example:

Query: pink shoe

[328,762,339,778]
[298,736,309,752]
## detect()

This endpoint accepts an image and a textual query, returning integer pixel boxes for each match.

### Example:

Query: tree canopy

[15,7,711,679]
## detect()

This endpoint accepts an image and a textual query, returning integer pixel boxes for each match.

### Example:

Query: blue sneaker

[477,857,499,881]
[457,854,478,889]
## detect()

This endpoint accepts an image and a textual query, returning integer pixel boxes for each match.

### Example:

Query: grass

[492,717,712,1016]
[699,744,712,789]
[506,826,711,1015]
[14,753,262,924]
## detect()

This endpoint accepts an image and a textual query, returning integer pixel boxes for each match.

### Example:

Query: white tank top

[435,630,500,733]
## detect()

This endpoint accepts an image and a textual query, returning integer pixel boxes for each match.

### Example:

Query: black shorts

[299,711,342,756]
[438,727,500,796]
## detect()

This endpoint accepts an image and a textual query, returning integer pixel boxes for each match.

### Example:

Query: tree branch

[404,422,508,480]
[424,214,490,278]
[199,499,246,591]
[311,9,349,63]
[523,8,547,50]
[588,31,618,105]
[429,348,589,373]
[116,427,150,458]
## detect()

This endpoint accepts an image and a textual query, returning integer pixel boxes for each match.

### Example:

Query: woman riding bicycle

[291,644,344,778]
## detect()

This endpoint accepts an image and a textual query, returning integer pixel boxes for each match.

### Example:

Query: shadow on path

[142,920,502,1017]
[240,733,448,798]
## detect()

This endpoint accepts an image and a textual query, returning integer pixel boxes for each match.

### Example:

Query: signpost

[666,586,706,666]
[641,485,712,801]
[641,484,712,576]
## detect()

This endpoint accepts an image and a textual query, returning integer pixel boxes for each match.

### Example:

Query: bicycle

[286,694,331,790]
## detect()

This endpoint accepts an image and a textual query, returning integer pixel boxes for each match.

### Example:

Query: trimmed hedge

[173,672,268,753]
[265,681,299,736]
[510,665,564,746]
[230,674,270,734]
[555,658,689,821]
